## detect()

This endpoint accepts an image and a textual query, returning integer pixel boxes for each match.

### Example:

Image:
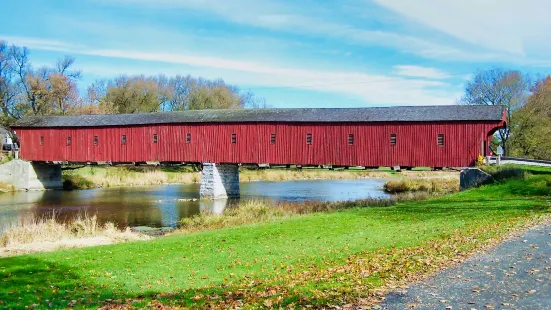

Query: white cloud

[393,65,450,79]
[105,0,501,62]
[90,0,551,65]
[374,0,551,57]
[2,35,459,106]
[84,48,457,106]
[0,35,82,52]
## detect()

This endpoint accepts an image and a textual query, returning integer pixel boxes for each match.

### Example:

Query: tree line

[0,41,266,126]
[461,68,551,160]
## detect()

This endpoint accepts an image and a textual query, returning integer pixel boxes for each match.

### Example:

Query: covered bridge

[11,105,506,169]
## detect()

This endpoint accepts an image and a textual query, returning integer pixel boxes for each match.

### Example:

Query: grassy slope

[1,171,550,308]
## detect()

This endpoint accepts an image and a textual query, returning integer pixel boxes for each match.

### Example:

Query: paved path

[488,156,551,168]
[381,223,551,310]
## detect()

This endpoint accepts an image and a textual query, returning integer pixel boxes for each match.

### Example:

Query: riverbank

[0,214,149,257]
[61,165,457,189]
[0,193,426,258]
[1,166,549,308]
[176,193,429,235]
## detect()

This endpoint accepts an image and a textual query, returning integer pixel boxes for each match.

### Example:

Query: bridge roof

[12,105,505,128]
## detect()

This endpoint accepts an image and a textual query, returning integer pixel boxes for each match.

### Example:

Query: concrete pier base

[0,160,62,190]
[460,167,492,191]
[199,163,240,199]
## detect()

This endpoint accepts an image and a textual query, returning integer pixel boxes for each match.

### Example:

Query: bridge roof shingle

[12,105,506,128]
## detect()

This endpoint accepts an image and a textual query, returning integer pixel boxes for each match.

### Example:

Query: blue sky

[2,0,551,108]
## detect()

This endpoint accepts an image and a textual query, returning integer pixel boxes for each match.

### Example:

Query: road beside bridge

[382,222,551,310]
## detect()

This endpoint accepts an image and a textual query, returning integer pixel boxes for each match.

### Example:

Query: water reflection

[201,199,230,215]
[0,179,388,231]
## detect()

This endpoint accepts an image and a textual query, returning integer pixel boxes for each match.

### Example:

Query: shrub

[383,180,411,193]
[62,174,95,190]
[383,178,459,194]
[481,166,529,182]
[0,152,13,165]
[180,200,287,232]
[476,154,485,167]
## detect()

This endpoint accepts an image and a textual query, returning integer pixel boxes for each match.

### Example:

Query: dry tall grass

[63,166,393,189]
[178,193,430,234]
[63,166,459,190]
[0,182,13,192]
[63,167,201,189]
[238,169,391,182]
[383,178,459,194]
[0,214,149,257]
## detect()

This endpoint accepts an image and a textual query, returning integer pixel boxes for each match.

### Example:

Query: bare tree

[461,69,530,155]
[0,42,19,122]
[11,46,50,116]
[86,79,107,106]
[243,91,269,108]
[168,75,195,111]
[1,40,266,121]
[0,43,81,118]
[50,56,81,114]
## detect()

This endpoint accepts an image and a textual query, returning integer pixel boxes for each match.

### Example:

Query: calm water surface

[0,179,389,230]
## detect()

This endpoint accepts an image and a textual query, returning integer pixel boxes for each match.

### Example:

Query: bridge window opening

[437,134,444,146]
[186,133,191,144]
[270,133,276,144]
[93,136,98,146]
[231,133,237,144]
[348,134,354,145]
[306,133,312,145]
[40,136,44,146]
[153,134,158,144]
[121,135,127,145]
[390,134,397,146]
[67,136,71,146]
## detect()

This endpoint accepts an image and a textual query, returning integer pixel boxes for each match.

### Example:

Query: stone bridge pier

[199,163,240,199]
[0,160,62,190]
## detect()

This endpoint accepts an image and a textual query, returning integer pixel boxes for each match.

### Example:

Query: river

[0,179,389,231]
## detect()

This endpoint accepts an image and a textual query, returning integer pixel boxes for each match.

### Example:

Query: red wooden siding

[15,121,503,167]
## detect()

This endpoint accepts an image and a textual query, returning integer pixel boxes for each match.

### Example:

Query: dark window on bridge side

[93,136,98,146]
[270,133,276,144]
[231,133,237,144]
[306,133,312,145]
[40,136,44,146]
[121,135,127,145]
[390,134,397,146]
[348,134,354,145]
[153,134,158,144]
[437,134,444,146]
[186,133,191,144]
[67,136,71,146]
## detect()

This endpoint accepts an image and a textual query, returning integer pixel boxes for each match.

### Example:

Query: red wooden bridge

[11,105,506,169]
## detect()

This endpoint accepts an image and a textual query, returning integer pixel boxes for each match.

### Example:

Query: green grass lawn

[1,170,551,308]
